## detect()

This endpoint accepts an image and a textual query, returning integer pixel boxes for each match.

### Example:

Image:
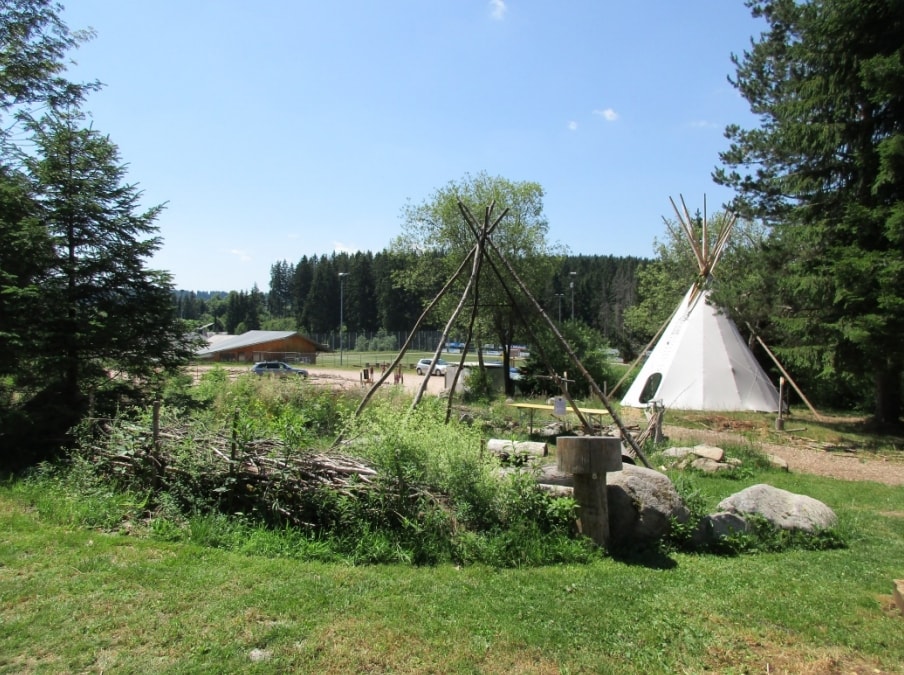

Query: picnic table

[507,401,611,433]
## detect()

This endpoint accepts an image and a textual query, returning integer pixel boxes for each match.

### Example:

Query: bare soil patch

[662,424,904,486]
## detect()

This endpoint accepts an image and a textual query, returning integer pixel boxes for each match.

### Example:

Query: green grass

[2,470,902,673]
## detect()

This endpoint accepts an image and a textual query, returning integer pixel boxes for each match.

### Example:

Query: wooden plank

[507,402,610,416]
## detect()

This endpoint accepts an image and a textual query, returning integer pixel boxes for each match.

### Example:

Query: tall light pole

[338,272,348,366]
[569,271,577,321]
[555,293,564,324]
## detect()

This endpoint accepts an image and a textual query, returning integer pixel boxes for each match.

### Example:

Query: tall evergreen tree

[715,0,904,425]
[18,106,194,448]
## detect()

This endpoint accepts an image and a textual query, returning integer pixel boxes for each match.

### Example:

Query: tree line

[173,252,647,353]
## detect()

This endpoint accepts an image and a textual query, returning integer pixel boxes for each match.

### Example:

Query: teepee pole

[745,323,823,420]
[457,202,652,468]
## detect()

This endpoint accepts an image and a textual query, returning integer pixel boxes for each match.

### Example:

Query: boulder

[718,484,837,532]
[536,462,572,487]
[537,463,690,547]
[692,511,751,546]
[607,464,691,546]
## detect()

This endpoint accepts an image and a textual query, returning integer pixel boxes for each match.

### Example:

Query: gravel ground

[662,425,904,486]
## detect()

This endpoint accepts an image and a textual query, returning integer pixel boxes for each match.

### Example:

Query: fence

[309,330,448,354]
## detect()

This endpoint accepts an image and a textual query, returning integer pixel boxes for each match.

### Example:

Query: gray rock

[692,444,725,462]
[536,462,572,486]
[693,511,751,546]
[537,463,690,546]
[607,464,690,546]
[718,483,837,532]
[690,457,732,473]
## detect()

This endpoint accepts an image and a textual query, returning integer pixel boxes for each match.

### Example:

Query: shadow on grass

[609,545,678,570]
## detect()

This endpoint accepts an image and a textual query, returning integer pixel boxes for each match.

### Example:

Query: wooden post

[557,436,622,549]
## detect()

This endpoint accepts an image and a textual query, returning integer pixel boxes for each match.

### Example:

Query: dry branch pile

[83,417,378,528]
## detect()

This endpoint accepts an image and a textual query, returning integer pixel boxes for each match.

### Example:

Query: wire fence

[309,330,449,354]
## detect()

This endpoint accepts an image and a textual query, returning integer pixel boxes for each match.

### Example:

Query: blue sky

[61,1,764,292]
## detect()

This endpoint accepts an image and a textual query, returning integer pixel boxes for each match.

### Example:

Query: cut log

[486,439,548,457]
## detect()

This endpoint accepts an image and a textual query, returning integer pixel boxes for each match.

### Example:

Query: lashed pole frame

[456,203,594,433]
[350,210,506,419]
[410,204,496,410]
[456,201,652,469]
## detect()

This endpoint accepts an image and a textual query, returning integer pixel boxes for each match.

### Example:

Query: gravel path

[663,425,904,486]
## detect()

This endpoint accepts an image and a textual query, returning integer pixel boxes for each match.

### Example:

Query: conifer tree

[716,0,904,425]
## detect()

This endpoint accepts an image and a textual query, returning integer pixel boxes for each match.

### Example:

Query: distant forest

[173,251,649,352]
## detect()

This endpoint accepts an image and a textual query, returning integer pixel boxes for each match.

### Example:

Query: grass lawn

[2,470,902,673]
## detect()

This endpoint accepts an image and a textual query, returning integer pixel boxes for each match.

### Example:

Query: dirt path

[189,364,447,396]
[663,425,904,486]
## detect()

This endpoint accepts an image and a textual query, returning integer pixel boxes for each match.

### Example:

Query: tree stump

[556,436,623,549]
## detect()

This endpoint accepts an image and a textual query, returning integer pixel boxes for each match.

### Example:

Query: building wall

[212,335,319,363]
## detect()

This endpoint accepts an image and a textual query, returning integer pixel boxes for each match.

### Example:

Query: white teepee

[620,197,780,412]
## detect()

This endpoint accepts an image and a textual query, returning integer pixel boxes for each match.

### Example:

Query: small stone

[692,444,725,462]
[767,454,789,471]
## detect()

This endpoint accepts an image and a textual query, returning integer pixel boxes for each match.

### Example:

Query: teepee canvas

[620,198,780,412]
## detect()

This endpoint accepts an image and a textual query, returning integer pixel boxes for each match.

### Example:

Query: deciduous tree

[395,172,559,393]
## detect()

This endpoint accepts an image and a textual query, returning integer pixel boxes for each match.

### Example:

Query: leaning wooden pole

[411,207,492,409]
[746,323,823,421]
[457,201,652,468]
[349,246,477,421]
[456,204,596,435]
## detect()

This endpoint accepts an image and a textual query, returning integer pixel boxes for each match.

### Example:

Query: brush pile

[81,415,378,528]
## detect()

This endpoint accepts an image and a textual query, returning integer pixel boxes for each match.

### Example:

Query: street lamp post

[338,272,349,365]
[569,271,577,321]
[555,293,564,324]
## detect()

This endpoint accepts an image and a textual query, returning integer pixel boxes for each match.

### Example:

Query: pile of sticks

[84,417,378,527]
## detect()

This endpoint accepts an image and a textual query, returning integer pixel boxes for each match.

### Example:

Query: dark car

[251,361,308,378]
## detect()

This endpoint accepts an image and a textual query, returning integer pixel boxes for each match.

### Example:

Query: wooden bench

[507,401,611,433]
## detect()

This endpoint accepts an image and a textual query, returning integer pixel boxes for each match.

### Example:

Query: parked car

[415,358,448,376]
[251,361,308,378]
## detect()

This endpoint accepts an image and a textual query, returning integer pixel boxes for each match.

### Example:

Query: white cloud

[593,108,619,122]
[489,0,507,20]
[568,121,578,131]
[228,248,252,262]
[689,119,717,129]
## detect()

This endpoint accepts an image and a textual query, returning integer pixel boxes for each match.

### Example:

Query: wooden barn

[196,330,320,364]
